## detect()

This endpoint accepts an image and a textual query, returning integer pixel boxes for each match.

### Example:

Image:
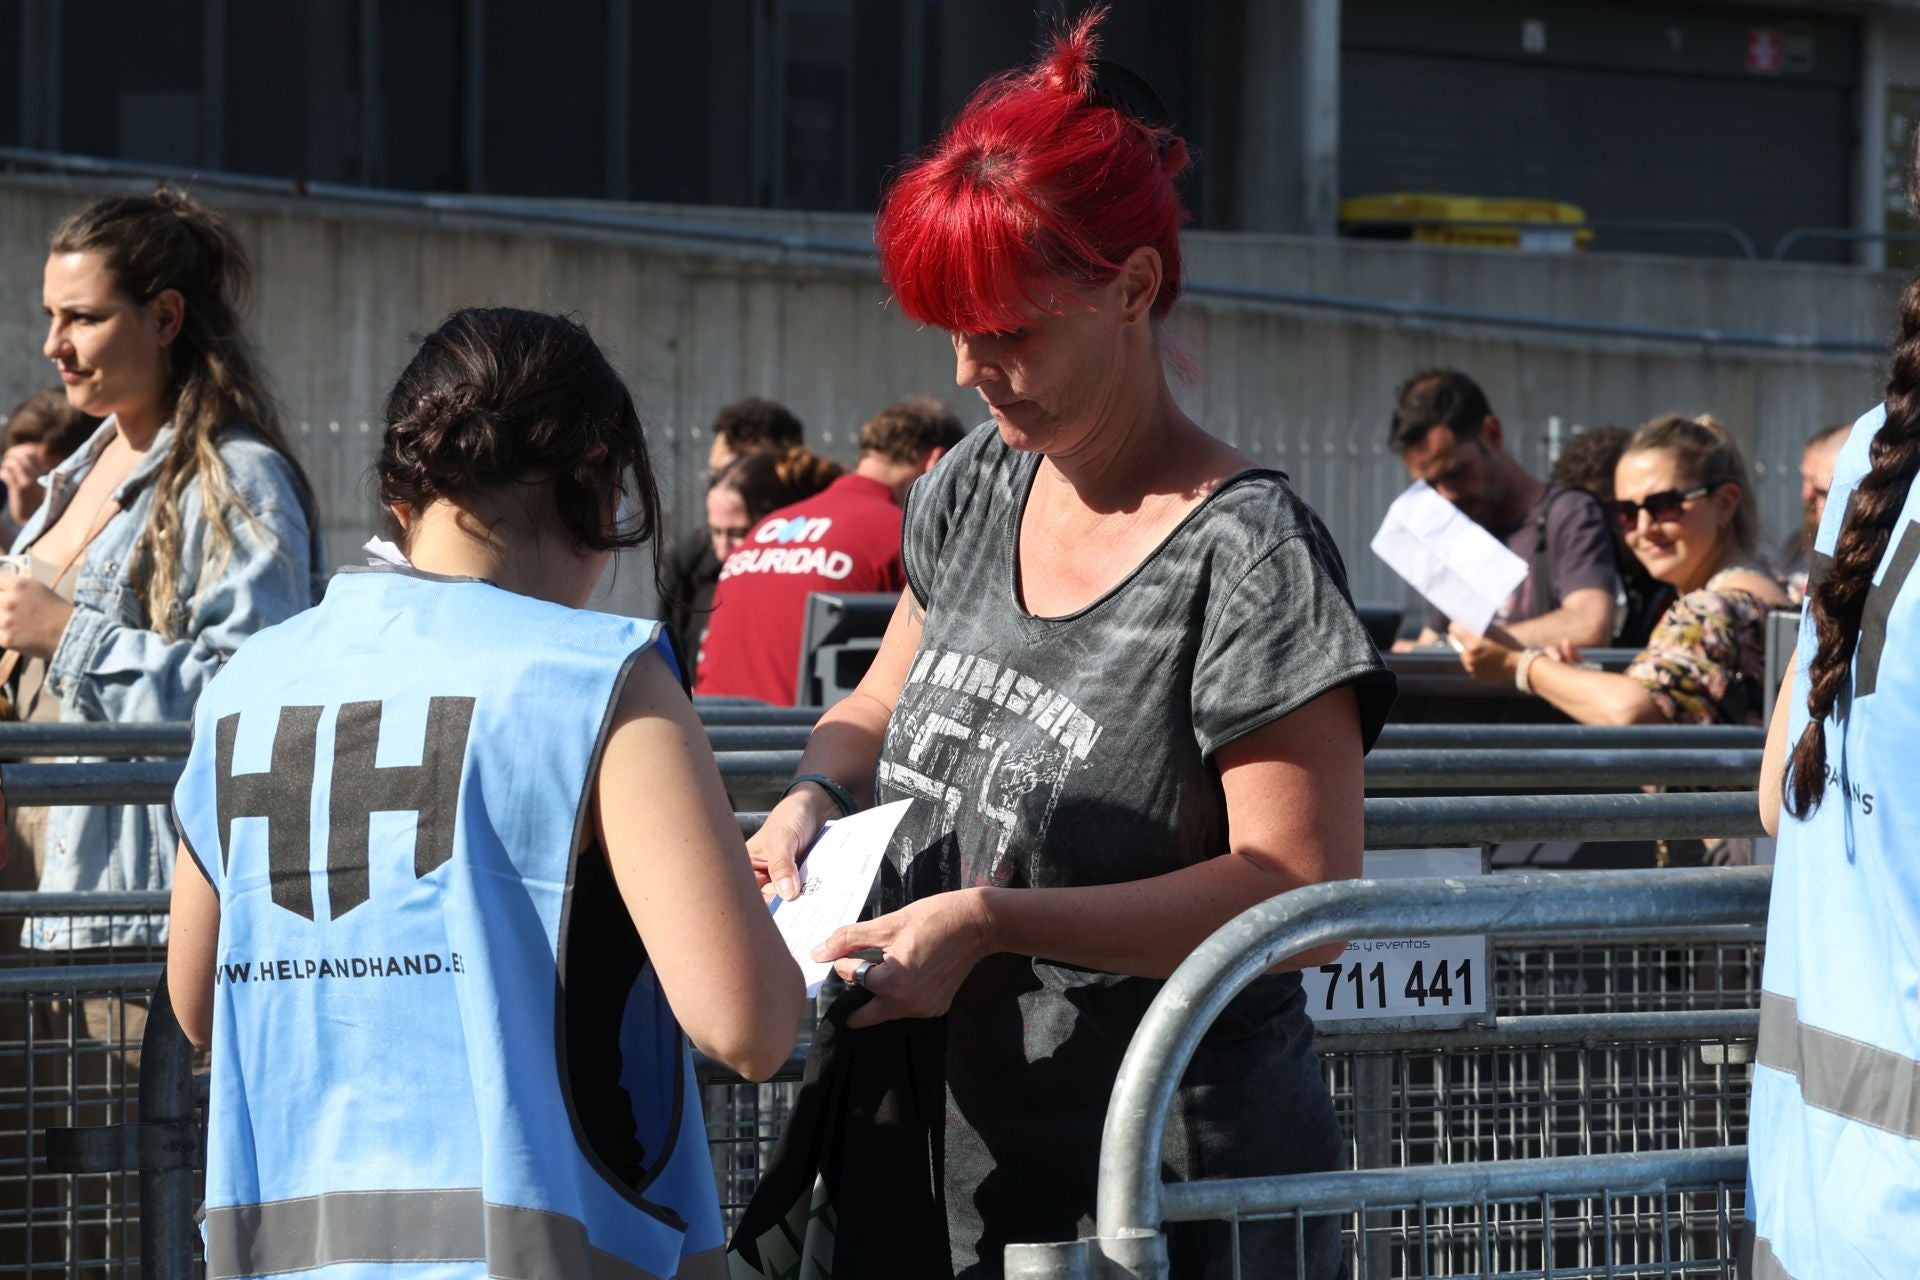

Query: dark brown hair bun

[379,307,661,555]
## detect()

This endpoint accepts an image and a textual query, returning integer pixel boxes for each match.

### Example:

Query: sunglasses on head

[1605,484,1715,532]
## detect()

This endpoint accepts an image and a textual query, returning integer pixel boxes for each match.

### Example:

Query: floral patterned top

[1626,567,1783,726]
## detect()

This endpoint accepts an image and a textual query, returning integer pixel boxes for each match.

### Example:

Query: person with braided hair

[13,190,324,947]
[1748,296,1920,1268]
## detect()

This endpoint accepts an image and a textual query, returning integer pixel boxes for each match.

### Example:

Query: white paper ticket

[770,798,912,995]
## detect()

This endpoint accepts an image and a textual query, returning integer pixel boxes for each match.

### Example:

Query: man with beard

[1389,368,1618,649]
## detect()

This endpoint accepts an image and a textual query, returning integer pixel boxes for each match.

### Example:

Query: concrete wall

[0,176,960,618]
[0,174,1896,620]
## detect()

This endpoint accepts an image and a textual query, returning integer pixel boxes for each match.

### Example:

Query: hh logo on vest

[214,698,476,920]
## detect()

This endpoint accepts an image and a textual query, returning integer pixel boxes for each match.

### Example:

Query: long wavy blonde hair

[50,186,314,638]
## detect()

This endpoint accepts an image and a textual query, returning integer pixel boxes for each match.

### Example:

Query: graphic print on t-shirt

[878,645,1103,890]
[718,515,857,581]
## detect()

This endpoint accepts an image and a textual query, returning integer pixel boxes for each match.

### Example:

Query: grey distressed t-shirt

[874,426,1395,1278]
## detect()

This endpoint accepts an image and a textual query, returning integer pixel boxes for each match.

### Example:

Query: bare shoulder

[607,646,699,740]
[1718,569,1791,608]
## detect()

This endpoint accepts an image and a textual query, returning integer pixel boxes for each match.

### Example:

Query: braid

[1785,274,1920,817]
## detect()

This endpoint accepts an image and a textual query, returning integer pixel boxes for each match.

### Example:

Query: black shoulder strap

[1530,485,1568,617]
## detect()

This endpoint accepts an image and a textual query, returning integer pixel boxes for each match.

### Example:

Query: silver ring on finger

[852,958,879,990]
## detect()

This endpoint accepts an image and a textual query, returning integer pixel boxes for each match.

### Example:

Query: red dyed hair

[874,6,1190,336]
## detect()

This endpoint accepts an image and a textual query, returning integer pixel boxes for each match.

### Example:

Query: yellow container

[1339,193,1594,252]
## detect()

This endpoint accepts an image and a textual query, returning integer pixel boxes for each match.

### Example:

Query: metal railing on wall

[1771,226,1920,261]
[1339,217,1761,260]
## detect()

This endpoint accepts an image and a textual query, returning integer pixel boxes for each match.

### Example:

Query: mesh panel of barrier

[4,881,1770,1274]
[1236,1179,1744,1280]
[1493,932,1764,1015]
[0,982,152,1279]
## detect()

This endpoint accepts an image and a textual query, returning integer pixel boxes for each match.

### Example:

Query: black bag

[726,991,951,1279]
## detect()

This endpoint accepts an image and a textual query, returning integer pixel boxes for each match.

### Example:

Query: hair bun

[394,388,483,480]
[378,307,661,557]
[411,388,475,434]
[1159,135,1190,179]
[143,182,250,309]
[1038,5,1103,97]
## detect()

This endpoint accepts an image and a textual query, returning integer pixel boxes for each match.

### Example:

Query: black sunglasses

[1606,485,1715,532]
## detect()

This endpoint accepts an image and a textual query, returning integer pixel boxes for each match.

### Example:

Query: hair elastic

[785,773,857,819]
[1089,59,1176,143]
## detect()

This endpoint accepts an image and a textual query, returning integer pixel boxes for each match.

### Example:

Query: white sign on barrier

[1305,848,1491,1029]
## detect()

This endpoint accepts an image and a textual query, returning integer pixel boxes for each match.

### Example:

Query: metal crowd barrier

[0,891,169,1280]
[4,788,1770,1279]
[1005,867,1773,1279]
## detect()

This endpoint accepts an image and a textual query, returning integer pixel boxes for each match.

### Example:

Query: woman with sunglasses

[1454,413,1788,734]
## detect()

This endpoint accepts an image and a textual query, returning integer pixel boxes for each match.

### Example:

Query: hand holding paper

[1370,481,1529,637]
[769,798,911,995]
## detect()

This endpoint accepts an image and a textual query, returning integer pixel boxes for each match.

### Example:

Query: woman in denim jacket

[13,187,324,954]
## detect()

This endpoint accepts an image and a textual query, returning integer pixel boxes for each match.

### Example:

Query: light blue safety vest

[1751,404,1920,1278]
[171,564,724,1280]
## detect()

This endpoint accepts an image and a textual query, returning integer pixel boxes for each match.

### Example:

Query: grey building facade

[7,0,1920,261]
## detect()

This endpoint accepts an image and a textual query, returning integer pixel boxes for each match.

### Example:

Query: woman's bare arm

[165,844,220,1049]
[1526,659,1668,726]
[595,648,804,1081]
[749,590,924,899]
[1759,657,1797,838]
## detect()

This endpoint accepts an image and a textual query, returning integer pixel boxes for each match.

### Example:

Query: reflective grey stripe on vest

[1749,1232,1797,1280]
[1758,991,1920,1139]
[205,1189,670,1280]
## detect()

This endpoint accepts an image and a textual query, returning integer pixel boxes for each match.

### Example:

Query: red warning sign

[1747,29,1784,74]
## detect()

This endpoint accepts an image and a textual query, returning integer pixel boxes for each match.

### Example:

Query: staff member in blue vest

[1754,210,1920,1270]
[166,307,804,1280]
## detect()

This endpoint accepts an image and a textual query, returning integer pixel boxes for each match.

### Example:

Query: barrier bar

[0,718,1769,759]
[0,889,171,915]
[700,748,1765,800]
[1312,1006,1756,1054]
[0,720,819,759]
[0,961,164,996]
[1363,788,1764,845]
[1374,723,1762,749]
[1158,1145,1747,1222]
[1362,746,1759,790]
[692,705,824,727]
[0,750,1762,807]
[0,788,1766,852]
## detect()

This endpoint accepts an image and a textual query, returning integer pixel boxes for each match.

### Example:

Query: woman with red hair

[751,12,1394,1276]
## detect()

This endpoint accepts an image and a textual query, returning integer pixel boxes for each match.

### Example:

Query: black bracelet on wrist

[784,773,857,819]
